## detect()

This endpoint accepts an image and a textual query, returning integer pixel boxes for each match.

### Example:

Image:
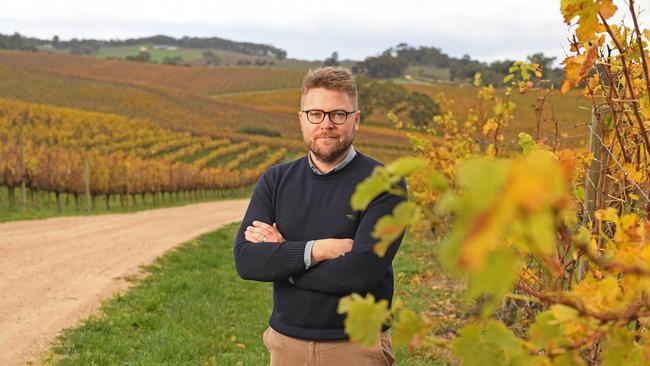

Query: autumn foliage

[0,98,287,211]
[340,1,650,365]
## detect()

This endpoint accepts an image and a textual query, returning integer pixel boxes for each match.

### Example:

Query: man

[233,66,406,365]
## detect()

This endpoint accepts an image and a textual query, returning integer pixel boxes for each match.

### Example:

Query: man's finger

[252,220,273,229]
[247,227,265,236]
[255,229,269,240]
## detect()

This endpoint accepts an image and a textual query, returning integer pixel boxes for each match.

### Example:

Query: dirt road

[0,199,249,366]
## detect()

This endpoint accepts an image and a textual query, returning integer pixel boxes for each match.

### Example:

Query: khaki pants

[262,326,396,366]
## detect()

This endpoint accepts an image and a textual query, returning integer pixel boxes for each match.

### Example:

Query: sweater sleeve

[290,179,407,295]
[233,169,309,282]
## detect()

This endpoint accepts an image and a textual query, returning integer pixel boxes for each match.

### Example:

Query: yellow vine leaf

[601,327,645,366]
[561,0,616,41]
[594,207,618,221]
[390,308,430,349]
[622,163,645,183]
[454,320,545,365]
[371,201,419,257]
[529,310,571,352]
[599,0,617,19]
[571,275,623,313]
[465,247,522,317]
[337,293,391,348]
[518,132,536,154]
[482,119,499,136]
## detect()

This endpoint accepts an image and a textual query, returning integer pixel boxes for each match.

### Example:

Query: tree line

[348,43,564,86]
[0,32,288,60]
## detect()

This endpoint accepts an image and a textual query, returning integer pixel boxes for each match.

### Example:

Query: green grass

[39,224,466,365]
[405,65,451,83]
[95,46,299,67]
[0,186,253,223]
[96,46,206,63]
[391,231,468,365]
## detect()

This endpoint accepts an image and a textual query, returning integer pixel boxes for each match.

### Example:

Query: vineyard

[0,98,288,213]
[0,45,426,218]
[402,83,593,146]
[0,60,414,161]
[223,84,596,151]
[0,50,306,95]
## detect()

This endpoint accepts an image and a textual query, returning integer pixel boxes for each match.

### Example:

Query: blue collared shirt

[307,145,357,175]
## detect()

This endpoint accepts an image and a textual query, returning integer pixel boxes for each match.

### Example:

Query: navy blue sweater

[233,151,407,340]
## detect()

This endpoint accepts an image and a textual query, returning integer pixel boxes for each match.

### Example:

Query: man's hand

[245,220,286,243]
[311,238,354,264]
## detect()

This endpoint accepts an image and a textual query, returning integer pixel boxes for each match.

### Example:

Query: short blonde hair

[301,66,358,109]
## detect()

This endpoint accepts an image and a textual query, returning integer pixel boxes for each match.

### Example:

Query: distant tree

[68,38,100,55]
[9,32,22,49]
[0,32,38,51]
[449,56,482,82]
[357,77,408,117]
[394,43,450,68]
[125,51,151,62]
[162,55,184,65]
[52,35,60,49]
[254,59,274,66]
[526,53,556,74]
[356,75,376,116]
[274,50,287,61]
[357,77,440,127]
[202,50,222,66]
[68,43,83,55]
[406,91,440,128]
[371,81,410,112]
[324,51,340,67]
[478,59,516,86]
[527,52,564,86]
[353,53,407,78]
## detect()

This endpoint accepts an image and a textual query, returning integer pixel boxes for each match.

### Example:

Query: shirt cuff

[304,240,315,269]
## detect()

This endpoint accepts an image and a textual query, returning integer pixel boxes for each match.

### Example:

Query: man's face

[299,87,360,164]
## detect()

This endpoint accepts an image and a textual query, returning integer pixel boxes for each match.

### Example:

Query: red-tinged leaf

[561,44,598,94]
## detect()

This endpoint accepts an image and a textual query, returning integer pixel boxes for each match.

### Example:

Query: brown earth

[0,199,249,366]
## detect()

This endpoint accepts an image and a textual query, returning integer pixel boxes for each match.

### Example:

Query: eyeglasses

[301,109,358,125]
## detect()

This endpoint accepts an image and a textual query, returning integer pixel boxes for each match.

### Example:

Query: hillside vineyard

[0,98,286,211]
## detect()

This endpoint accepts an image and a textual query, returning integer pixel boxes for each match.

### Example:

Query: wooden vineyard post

[578,105,609,281]
[584,108,605,222]
[123,164,129,209]
[19,137,26,213]
[84,159,91,212]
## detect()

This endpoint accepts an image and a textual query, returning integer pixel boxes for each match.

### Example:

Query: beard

[305,132,354,164]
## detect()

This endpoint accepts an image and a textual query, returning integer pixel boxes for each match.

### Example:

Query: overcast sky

[2,0,648,64]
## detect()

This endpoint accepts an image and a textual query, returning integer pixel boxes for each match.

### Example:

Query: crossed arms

[233,172,406,295]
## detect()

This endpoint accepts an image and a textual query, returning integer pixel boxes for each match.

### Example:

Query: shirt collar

[308,145,356,175]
